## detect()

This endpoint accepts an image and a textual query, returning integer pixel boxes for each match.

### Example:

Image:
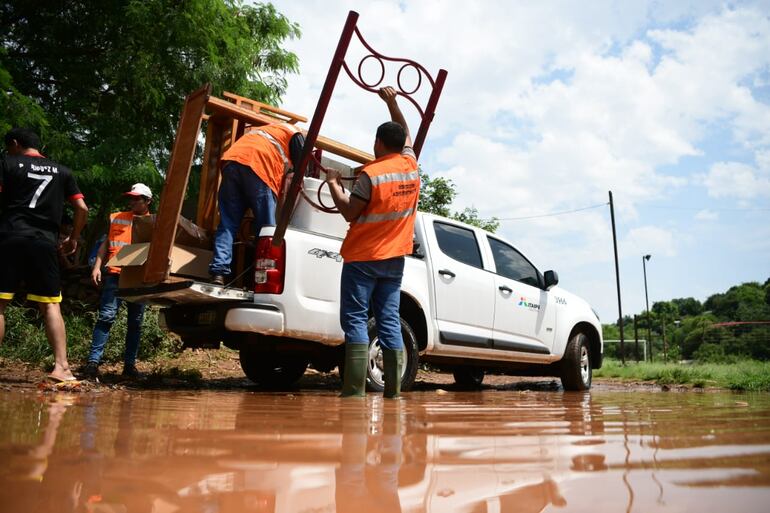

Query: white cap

[124,183,153,199]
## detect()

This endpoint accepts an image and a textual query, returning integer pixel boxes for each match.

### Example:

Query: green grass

[595,359,770,392]
[0,302,182,369]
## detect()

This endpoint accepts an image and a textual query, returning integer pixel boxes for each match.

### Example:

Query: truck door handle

[498,285,513,293]
[438,269,456,278]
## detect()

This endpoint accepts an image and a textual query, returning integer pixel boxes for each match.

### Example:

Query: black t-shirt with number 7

[0,154,83,244]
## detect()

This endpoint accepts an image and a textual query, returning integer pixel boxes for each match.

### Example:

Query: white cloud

[700,161,770,199]
[695,209,719,221]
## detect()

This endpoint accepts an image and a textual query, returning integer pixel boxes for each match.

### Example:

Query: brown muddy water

[1,390,769,513]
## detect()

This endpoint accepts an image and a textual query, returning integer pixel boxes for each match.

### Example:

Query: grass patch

[0,302,181,369]
[595,359,770,391]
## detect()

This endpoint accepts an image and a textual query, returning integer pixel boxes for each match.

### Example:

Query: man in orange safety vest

[82,183,152,380]
[209,122,305,286]
[326,86,420,398]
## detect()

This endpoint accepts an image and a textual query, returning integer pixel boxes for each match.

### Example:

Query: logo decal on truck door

[308,248,343,262]
[517,296,541,310]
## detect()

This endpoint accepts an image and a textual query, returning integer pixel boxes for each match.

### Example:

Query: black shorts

[0,236,62,303]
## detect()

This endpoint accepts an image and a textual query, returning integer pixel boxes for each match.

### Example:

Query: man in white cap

[82,183,152,379]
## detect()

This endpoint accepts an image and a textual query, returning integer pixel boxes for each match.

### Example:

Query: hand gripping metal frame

[272,10,448,246]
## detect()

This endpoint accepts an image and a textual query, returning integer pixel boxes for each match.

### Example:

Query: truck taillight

[254,236,285,294]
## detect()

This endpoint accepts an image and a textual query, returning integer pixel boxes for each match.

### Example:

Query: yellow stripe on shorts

[27,293,63,304]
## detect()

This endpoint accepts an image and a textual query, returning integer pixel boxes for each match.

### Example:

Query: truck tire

[347,317,418,393]
[239,348,308,389]
[560,332,592,391]
[452,367,485,389]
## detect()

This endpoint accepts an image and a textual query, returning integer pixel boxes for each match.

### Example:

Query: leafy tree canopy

[1,0,299,224]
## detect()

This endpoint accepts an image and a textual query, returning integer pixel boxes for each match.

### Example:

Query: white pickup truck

[151,177,603,391]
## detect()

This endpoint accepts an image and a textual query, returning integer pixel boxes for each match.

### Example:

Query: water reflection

[0,390,768,512]
[336,402,403,513]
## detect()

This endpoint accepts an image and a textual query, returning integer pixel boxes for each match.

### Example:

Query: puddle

[1,389,769,512]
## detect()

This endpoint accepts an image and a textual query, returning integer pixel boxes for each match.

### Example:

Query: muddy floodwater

[1,389,769,513]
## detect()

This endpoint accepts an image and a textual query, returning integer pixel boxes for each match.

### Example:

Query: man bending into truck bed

[208,122,305,286]
[326,86,420,398]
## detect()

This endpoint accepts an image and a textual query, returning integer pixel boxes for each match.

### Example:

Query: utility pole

[609,191,625,364]
[643,254,652,361]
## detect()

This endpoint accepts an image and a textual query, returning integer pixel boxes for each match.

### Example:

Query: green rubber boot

[340,343,369,397]
[383,348,404,399]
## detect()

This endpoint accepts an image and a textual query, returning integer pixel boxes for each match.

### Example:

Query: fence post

[633,315,640,362]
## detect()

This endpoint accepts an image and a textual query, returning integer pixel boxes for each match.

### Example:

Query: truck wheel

[560,332,592,391]
[452,367,485,389]
[365,317,419,393]
[239,348,308,389]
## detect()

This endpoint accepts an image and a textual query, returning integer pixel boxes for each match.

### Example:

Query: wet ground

[1,388,769,513]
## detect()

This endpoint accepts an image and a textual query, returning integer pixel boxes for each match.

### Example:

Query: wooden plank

[196,120,227,232]
[314,134,373,164]
[207,96,287,126]
[144,84,211,283]
[223,91,307,123]
[207,96,374,164]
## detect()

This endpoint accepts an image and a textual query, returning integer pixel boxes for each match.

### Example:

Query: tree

[0,56,49,136]
[1,0,300,238]
[704,282,769,322]
[671,297,703,317]
[418,170,499,232]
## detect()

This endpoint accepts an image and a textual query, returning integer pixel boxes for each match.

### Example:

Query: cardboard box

[131,214,212,249]
[107,242,213,288]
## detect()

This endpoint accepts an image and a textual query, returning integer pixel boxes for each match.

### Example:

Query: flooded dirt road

[1,389,769,512]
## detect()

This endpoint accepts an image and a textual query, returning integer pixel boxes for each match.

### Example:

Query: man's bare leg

[37,302,75,381]
[0,299,7,346]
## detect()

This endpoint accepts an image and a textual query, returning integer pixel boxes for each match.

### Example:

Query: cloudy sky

[268,0,770,322]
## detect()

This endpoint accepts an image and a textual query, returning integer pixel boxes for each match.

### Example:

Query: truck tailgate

[119,281,253,306]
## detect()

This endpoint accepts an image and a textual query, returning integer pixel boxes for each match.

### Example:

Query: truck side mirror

[544,270,559,290]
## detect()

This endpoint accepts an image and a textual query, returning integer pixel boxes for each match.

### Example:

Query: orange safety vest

[105,211,135,274]
[340,152,420,263]
[221,123,300,196]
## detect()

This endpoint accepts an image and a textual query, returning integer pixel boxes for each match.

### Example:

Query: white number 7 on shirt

[27,172,53,208]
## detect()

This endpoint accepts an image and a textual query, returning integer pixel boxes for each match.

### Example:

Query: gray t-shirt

[351,146,416,202]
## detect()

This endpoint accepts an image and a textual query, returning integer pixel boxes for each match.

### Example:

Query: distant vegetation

[603,279,770,363]
[594,360,770,392]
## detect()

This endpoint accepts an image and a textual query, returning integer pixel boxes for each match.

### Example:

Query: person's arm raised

[379,86,412,148]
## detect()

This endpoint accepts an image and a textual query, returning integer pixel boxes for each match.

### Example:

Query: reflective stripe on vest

[369,170,420,186]
[105,211,135,274]
[357,208,415,224]
[255,128,292,173]
[339,153,420,262]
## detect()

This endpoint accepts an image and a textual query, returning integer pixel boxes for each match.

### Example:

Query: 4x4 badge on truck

[308,248,343,262]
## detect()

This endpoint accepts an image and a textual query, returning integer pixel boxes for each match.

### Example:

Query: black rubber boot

[383,348,404,399]
[340,343,369,397]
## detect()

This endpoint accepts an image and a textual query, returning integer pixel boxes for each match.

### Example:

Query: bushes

[0,301,181,367]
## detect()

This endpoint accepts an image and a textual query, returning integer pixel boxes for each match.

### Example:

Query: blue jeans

[88,274,145,365]
[209,161,277,276]
[340,258,405,350]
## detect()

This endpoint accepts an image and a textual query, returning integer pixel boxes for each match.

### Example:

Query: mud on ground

[0,349,693,393]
